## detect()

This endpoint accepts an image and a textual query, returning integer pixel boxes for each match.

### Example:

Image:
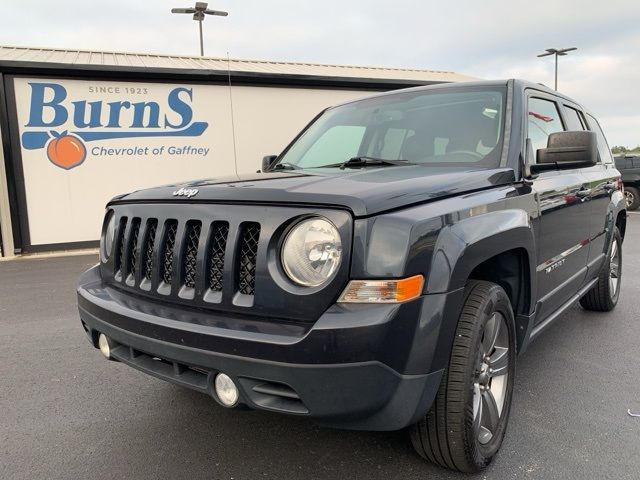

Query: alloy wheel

[624,191,635,209]
[609,239,620,296]
[472,312,510,445]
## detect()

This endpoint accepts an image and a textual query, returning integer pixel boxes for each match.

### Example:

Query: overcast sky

[1,0,638,146]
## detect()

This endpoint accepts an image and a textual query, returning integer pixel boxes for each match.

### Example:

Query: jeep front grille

[108,214,260,305]
[102,204,350,322]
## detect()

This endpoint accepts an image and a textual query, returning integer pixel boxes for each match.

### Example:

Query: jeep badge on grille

[172,187,199,198]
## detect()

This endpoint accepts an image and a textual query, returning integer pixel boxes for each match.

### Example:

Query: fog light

[98,333,111,359]
[215,373,239,407]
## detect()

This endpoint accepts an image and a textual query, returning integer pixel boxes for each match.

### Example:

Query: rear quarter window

[563,106,586,131]
[585,114,614,164]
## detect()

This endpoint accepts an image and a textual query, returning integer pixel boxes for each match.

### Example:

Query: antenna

[227,52,239,177]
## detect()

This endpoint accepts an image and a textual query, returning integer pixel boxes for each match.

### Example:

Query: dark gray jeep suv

[78,80,626,472]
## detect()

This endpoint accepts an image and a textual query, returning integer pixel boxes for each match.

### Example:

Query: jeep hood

[112,166,516,217]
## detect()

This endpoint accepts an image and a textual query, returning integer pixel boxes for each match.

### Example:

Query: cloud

[0,0,638,144]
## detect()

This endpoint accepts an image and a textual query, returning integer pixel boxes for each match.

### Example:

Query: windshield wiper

[318,157,410,170]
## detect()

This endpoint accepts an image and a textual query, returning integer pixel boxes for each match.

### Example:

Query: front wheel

[410,280,516,473]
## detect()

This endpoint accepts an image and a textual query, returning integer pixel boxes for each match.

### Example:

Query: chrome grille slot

[114,216,128,280]
[207,221,229,293]
[125,218,141,285]
[142,219,158,282]
[237,223,260,296]
[160,220,178,288]
[181,221,202,289]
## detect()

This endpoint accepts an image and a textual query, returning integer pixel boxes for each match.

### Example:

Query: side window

[527,97,565,156]
[586,114,614,164]
[298,125,365,167]
[563,106,586,131]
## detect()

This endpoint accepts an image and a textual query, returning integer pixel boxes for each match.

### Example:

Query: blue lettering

[72,100,103,128]
[164,87,193,129]
[25,84,202,136]
[106,101,131,128]
[131,102,160,128]
[26,83,68,127]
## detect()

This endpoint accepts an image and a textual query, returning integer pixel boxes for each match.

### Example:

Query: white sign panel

[13,77,235,245]
[12,77,370,246]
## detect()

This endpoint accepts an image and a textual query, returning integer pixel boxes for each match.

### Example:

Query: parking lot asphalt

[1,214,639,480]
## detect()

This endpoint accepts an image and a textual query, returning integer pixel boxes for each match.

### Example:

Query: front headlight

[100,210,116,263]
[281,218,342,287]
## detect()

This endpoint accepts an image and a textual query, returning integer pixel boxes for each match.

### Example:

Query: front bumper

[78,266,462,430]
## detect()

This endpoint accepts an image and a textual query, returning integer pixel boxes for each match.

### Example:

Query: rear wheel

[624,187,639,211]
[410,280,516,473]
[580,227,622,312]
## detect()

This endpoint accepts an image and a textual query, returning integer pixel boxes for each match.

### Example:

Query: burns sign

[12,77,226,246]
[20,82,209,170]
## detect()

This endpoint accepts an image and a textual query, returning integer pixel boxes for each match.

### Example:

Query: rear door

[528,94,591,321]
[581,112,620,273]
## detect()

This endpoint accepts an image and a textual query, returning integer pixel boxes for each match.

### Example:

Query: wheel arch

[468,248,532,317]
[428,209,536,299]
[427,209,536,351]
[616,210,627,242]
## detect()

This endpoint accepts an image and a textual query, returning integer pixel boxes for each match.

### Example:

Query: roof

[0,45,476,85]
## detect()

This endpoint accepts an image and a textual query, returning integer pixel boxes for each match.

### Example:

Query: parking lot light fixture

[171,2,228,57]
[537,47,577,91]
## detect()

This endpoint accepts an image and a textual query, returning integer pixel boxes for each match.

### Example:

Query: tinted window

[586,114,614,164]
[375,127,414,159]
[278,88,506,170]
[297,125,365,167]
[564,106,585,131]
[528,97,564,156]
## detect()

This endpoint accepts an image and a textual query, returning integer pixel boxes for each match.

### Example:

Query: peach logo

[45,131,87,170]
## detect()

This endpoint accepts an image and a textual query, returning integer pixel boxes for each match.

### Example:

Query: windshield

[277,87,507,170]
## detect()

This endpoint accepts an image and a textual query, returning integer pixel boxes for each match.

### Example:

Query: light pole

[537,47,577,91]
[171,2,228,57]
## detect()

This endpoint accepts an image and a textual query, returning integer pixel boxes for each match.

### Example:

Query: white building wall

[10,77,372,246]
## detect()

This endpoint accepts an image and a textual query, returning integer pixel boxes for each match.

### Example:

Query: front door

[528,95,591,322]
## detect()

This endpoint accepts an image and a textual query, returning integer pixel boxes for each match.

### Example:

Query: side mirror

[532,131,598,173]
[261,155,278,172]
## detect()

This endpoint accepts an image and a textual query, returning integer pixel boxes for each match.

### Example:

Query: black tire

[410,280,516,473]
[625,187,640,211]
[579,227,622,312]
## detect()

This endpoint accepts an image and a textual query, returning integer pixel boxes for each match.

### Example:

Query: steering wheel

[446,150,484,160]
